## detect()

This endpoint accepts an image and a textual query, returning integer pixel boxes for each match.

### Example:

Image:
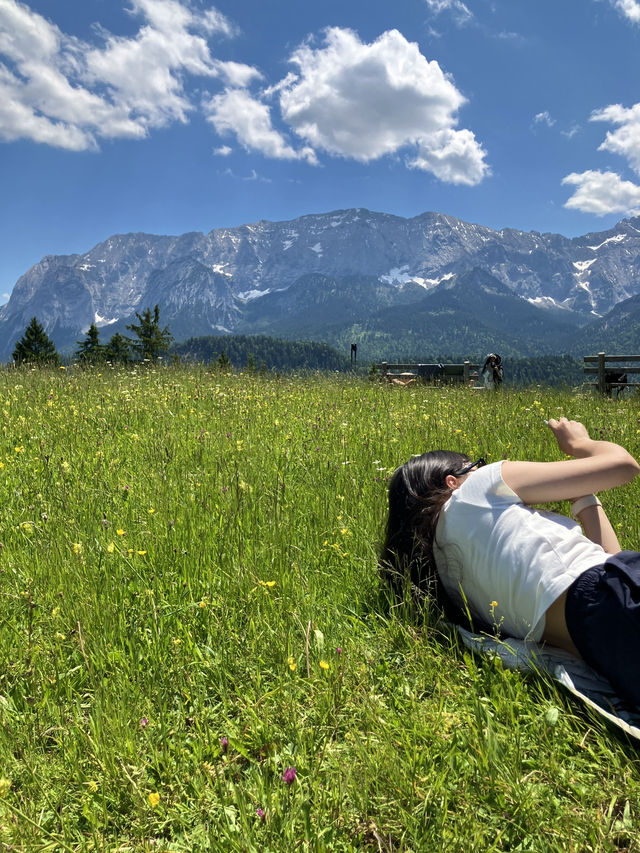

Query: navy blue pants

[565,551,640,708]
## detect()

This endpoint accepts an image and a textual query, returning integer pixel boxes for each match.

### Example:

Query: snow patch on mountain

[588,234,626,251]
[573,259,596,272]
[94,313,118,326]
[238,289,270,301]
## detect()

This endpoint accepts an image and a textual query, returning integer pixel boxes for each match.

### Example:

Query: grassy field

[1,366,639,852]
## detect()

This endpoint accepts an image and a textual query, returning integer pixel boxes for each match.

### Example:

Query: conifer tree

[104,332,131,365]
[217,350,231,371]
[126,305,173,361]
[12,317,60,365]
[75,323,104,365]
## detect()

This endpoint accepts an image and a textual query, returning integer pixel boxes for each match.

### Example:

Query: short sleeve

[453,460,520,508]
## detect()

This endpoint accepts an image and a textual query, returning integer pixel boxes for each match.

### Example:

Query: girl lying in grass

[381,417,640,707]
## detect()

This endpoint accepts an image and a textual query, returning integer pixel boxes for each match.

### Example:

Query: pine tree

[217,350,231,371]
[126,305,173,361]
[75,323,104,365]
[104,332,131,365]
[12,317,60,366]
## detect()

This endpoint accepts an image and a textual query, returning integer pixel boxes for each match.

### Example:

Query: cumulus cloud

[592,103,640,173]
[609,0,640,23]
[563,170,640,215]
[277,27,488,184]
[424,0,473,24]
[0,0,234,149]
[562,101,640,215]
[204,87,317,163]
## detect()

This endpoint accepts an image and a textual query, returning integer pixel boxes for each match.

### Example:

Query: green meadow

[1,366,640,852]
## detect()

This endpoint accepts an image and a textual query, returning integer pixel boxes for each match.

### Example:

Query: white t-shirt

[433,460,611,641]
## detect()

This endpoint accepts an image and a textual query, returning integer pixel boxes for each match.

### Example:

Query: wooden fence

[584,352,640,395]
[374,361,481,385]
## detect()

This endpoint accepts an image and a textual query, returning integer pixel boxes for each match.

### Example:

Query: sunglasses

[453,458,487,477]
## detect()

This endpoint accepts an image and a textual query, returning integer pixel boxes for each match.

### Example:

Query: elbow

[618,451,640,484]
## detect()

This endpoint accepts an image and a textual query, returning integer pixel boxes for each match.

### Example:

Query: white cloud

[534,111,555,127]
[0,0,234,149]
[213,60,262,88]
[204,87,317,163]
[424,0,473,24]
[592,102,640,174]
[562,170,640,215]
[609,0,640,23]
[213,144,232,156]
[277,27,488,184]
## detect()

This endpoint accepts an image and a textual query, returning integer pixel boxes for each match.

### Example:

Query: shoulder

[454,460,521,507]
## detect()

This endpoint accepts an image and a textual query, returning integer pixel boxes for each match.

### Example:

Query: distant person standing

[482,353,503,390]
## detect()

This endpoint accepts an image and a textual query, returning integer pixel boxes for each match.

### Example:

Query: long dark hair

[379,450,475,627]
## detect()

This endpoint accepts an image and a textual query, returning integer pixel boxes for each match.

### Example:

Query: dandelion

[281,766,296,785]
[319,660,330,670]
[147,792,160,807]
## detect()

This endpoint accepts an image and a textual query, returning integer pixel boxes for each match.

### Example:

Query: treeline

[505,354,585,387]
[173,334,352,371]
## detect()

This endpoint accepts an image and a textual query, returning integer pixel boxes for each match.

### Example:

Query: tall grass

[0,366,639,851]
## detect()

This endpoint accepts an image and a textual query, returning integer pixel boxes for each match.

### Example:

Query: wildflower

[116,529,125,536]
[220,736,229,753]
[87,780,99,793]
[20,521,33,534]
[72,543,83,556]
[258,580,276,588]
[336,646,342,654]
[140,717,149,729]
[281,766,296,785]
[287,656,297,671]
[199,600,208,608]
[137,550,147,556]
[148,508,155,514]
[147,792,160,807]
[256,807,266,820]
[106,542,115,554]
[173,638,181,645]
[14,446,24,453]
[490,600,498,609]
[55,632,66,640]
[319,660,330,670]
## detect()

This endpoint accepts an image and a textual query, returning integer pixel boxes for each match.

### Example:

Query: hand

[546,417,592,458]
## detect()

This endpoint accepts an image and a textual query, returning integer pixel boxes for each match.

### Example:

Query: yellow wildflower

[116,529,125,536]
[147,792,160,807]
[106,542,115,554]
[319,660,330,670]
[288,656,297,671]
[72,543,83,556]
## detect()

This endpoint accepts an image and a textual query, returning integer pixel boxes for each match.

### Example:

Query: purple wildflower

[281,766,296,785]
[336,646,342,654]
[256,808,266,820]
[140,717,149,729]
[220,736,229,753]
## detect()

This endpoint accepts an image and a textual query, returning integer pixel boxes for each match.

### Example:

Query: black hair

[379,450,482,630]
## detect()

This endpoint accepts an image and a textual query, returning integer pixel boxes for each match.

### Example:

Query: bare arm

[502,418,639,505]
[574,502,621,554]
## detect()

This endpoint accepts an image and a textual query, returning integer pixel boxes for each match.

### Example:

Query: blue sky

[1,0,640,301]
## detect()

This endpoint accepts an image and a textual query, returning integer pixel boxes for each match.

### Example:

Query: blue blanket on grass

[455,626,640,742]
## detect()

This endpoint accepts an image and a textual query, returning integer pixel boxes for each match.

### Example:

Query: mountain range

[2,208,640,362]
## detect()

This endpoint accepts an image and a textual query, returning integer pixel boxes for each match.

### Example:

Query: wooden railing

[584,352,640,395]
[374,361,481,384]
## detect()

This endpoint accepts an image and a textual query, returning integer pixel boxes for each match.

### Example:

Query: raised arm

[501,417,640,505]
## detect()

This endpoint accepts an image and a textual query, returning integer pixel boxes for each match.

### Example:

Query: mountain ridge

[2,208,640,361]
